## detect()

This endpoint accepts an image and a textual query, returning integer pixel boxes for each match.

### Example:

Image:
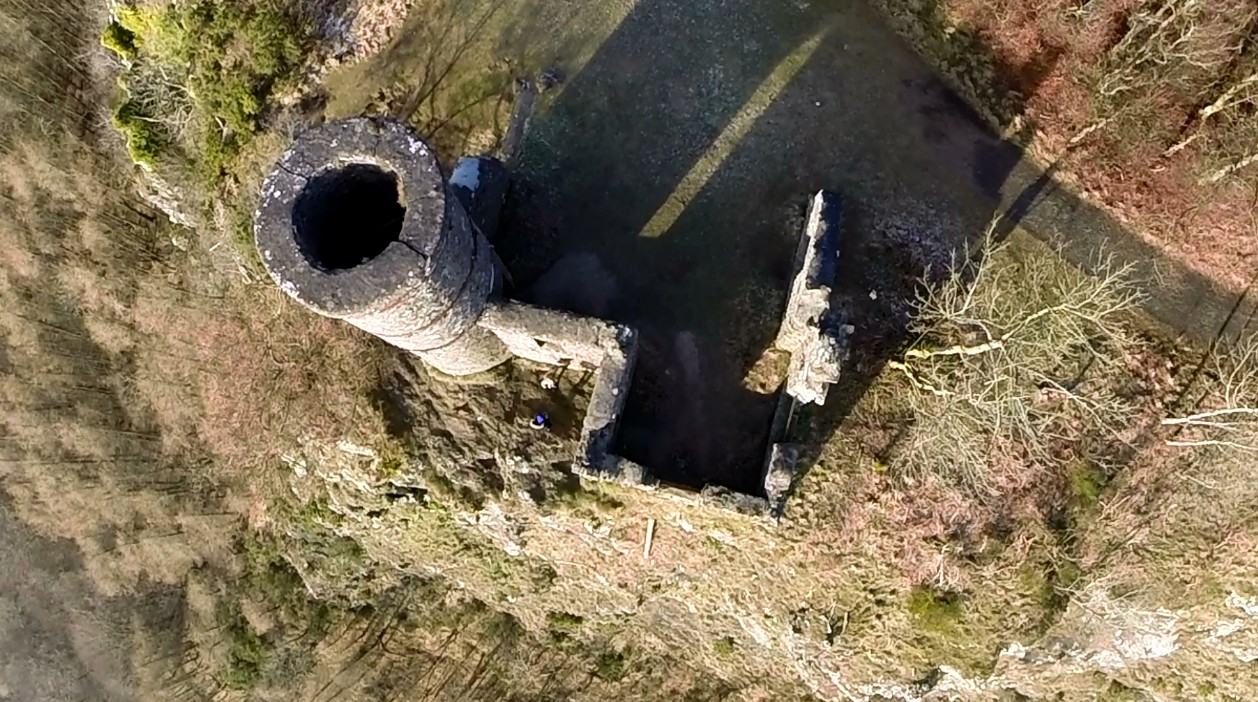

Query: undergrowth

[107,0,312,182]
[31,0,1254,699]
[110,99,163,167]
[217,600,272,690]
[101,20,137,60]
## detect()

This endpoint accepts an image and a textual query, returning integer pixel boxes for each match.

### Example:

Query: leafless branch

[1163,338,1258,452]
[887,226,1144,488]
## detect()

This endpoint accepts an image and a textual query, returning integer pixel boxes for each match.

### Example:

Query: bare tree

[1163,337,1258,452]
[885,227,1145,489]
[1096,0,1258,183]
[1098,0,1254,102]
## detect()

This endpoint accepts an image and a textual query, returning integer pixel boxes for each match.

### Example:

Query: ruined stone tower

[255,116,845,517]
[253,118,511,376]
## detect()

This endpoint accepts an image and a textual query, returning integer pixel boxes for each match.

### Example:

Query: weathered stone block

[776,190,849,405]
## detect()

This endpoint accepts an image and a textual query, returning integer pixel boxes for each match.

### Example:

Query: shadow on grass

[359,0,1246,500]
[488,0,1061,495]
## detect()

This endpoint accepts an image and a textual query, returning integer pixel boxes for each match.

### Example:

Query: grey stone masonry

[253,118,511,376]
[478,301,639,472]
[255,118,641,473]
[450,156,510,243]
[774,190,849,405]
[255,119,850,522]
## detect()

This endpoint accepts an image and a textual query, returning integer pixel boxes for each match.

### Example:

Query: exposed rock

[775,190,849,406]
[136,171,195,229]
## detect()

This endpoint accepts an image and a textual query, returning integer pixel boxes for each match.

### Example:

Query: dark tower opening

[293,164,406,271]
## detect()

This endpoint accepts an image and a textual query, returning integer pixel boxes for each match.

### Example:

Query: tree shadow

[485,0,1254,502]
[488,0,1065,496]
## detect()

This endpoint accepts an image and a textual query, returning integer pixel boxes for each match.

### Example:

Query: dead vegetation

[878,229,1146,491]
[1,1,744,698]
[1064,337,1258,700]
[6,0,1258,700]
[840,222,1258,697]
[1088,0,1258,189]
[1162,337,1258,452]
[875,0,1258,289]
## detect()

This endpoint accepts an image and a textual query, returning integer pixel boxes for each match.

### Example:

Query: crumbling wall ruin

[758,190,850,513]
[774,190,849,406]
[255,118,848,519]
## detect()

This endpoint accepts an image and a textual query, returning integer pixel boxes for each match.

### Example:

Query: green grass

[712,636,736,658]
[216,600,273,691]
[1068,462,1107,511]
[553,477,625,515]
[907,585,963,635]
[1098,677,1144,702]
[243,530,340,629]
[110,100,163,168]
[546,610,585,641]
[594,649,629,681]
[289,497,344,530]
[1019,557,1081,636]
[214,543,340,694]
[376,442,407,480]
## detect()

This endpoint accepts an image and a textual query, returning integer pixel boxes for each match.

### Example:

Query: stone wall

[254,117,512,376]
[255,118,850,520]
[774,190,849,406]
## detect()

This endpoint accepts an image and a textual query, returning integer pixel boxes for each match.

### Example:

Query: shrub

[885,231,1143,489]
[217,601,272,691]
[101,21,137,59]
[162,1,306,178]
[116,5,161,44]
[107,0,311,181]
[111,100,163,167]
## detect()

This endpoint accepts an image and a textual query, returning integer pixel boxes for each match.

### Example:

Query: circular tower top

[253,118,453,317]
